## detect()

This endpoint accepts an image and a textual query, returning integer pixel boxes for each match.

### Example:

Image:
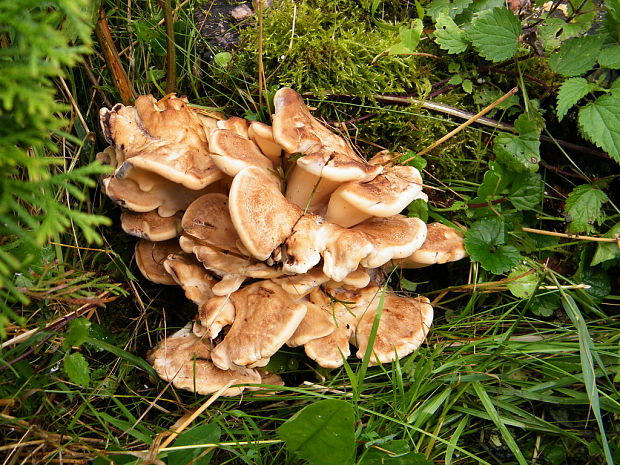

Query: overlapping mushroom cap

[98,88,468,397]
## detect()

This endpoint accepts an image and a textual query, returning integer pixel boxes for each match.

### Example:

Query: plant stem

[160,0,176,94]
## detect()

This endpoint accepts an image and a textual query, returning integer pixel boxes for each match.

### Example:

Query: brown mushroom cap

[325,165,423,228]
[322,228,374,282]
[228,166,302,261]
[272,267,331,298]
[121,210,183,241]
[354,294,433,366]
[182,193,242,254]
[287,301,337,347]
[196,295,236,339]
[217,116,250,138]
[352,215,428,268]
[208,129,274,176]
[148,325,261,396]
[210,280,308,370]
[248,121,283,164]
[163,254,217,305]
[135,239,183,285]
[394,223,467,268]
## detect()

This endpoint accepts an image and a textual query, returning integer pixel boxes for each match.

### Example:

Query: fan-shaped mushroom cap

[208,129,274,176]
[121,210,182,241]
[273,267,331,298]
[287,301,337,347]
[394,222,467,268]
[196,295,236,339]
[354,294,433,366]
[96,146,123,170]
[182,193,242,254]
[135,239,183,285]
[352,215,428,268]
[273,88,382,209]
[322,229,374,282]
[148,325,261,396]
[210,280,308,370]
[248,121,283,164]
[279,214,339,275]
[325,165,423,228]
[104,168,215,217]
[163,254,217,305]
[100,95,224,190]
[229,166,302,261]
[217,116,250,138]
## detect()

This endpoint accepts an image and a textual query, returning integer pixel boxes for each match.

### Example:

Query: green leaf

[556,78,597,121]
[578,94,620,163]
[359,440,432,465]
[462,79,473,93]
[464,217,521,274]
[389,21,423,54]
[399,278,419,292]
[468,7,521,62]
[434,13,469,54]
[426,0,473,20]
[214,52,232,68]
[507,265,539,298]
[549,35,603,77]
[168,424,221,465]
[530,295,560,317]
[63,352,91,387]
[278,399,355,465]
[599,45,620,69]
[591,222,620,266]
[63,317,91,349]
[564,184,609,234]
[407,199,429,222]
[493,114,540,172]
[508,172,543,211]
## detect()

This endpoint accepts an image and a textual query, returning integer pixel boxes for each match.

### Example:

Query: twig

[257,0,266,112]
[401,87,519,162]
[160,0,176,94]
[522,227,620,246]
[95,9,135,104]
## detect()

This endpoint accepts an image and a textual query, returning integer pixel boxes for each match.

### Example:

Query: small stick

[160,0,177,94]
[95,9,135,104]
[400,87,518,163]
[257,0,266,112]
[522,227,620,246]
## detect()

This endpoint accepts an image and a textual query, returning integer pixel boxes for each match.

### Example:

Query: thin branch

[160,0,177,94]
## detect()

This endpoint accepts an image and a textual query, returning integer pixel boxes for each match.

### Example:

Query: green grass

[1,0,619,464]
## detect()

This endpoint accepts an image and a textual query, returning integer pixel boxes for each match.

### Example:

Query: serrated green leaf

[599,45,620,68]
[464,217,521,274]
[508,172,543,210]
[493,114,540,172]
[468,7,521,62]
[63,317,91,349]
[591,222,620,266]
[549,35,603,77]
[507,265,539,298]
[578,94,620,163]
[168,424,221,465]
[564,184,609,233]
[556,78,597,121]
[278,399,355,465]
[63,352,91,387]
[426,0,473,20]
[434,13,469,54]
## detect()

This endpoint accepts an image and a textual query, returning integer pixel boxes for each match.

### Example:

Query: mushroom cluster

[98,88,467,396]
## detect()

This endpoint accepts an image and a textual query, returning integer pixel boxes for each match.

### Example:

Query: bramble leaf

[564,184,609,233]
[63,352,91,387]
[407,199,429,222]
[464,217,521,274]
[426,0,473,20]
[434,13,468,54]
[578,94,620,163]
[468,7,521,62]
[556,78,597,121]
[591,222,620,266]
[63,317,91,349]
[278,399,355,465]
[168,424,221,465]
[549,35,603,77]
[599,45,620,68]
[493,114,540,172]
